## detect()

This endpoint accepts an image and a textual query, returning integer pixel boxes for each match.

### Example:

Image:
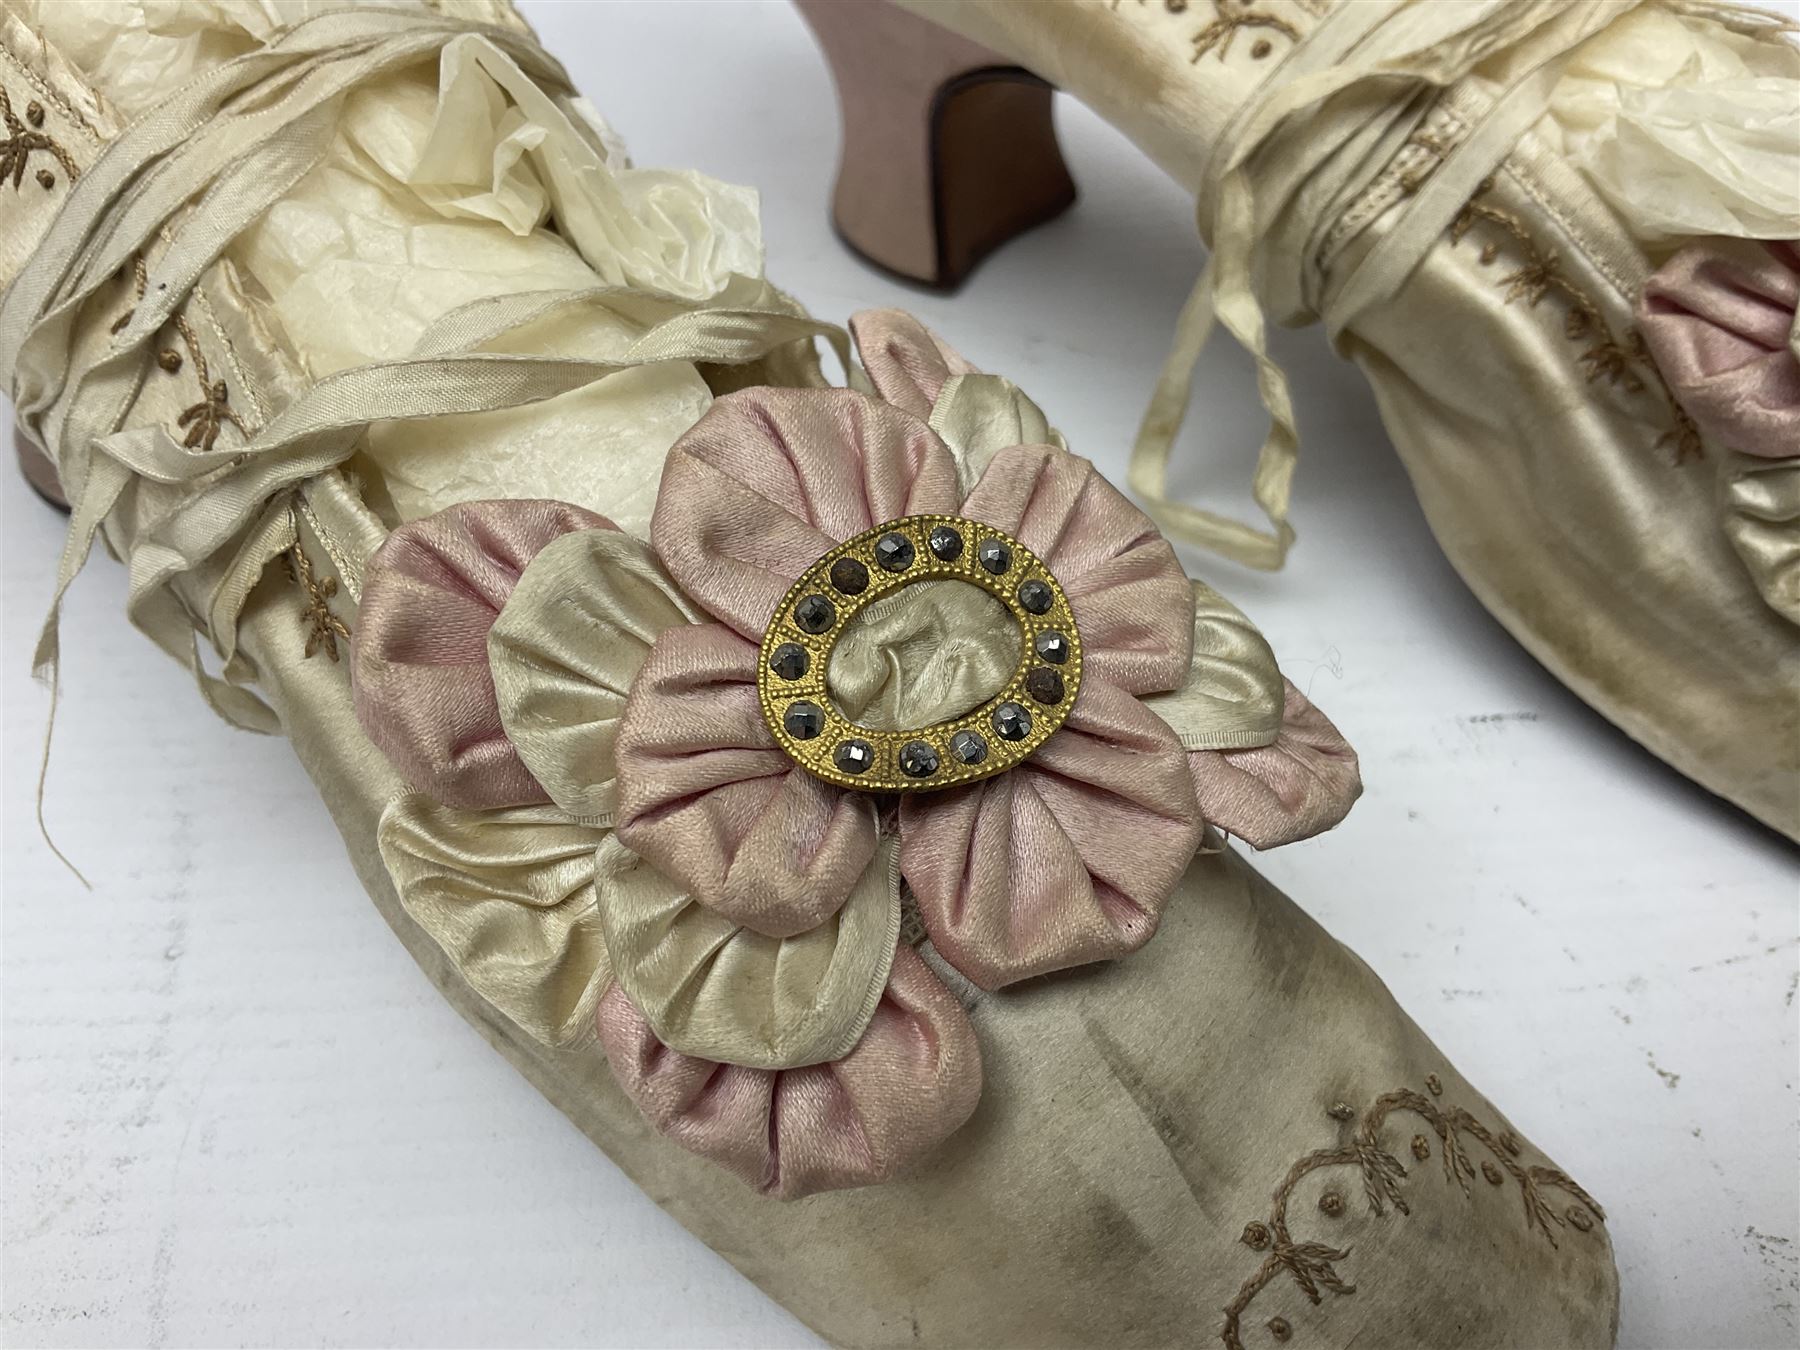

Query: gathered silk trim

[1127,0,1784,572]
[1,7,849,872]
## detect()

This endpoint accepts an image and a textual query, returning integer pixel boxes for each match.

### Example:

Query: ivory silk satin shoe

[799,0,1800,843]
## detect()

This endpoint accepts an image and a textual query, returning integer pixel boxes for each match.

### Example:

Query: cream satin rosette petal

[851,307,1071,496]
[1142,582,1364,850]
[1722,454,1800,629]
[593,833,900,1070]
[488,527,701,823]
[928,370,1068,497]
[378,797,612,1050]
[1139,580,1286,752]
[352,498,610,809]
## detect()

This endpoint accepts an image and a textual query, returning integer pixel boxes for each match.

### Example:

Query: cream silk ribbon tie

[1126,0,1659,571]
[2,8,849,876]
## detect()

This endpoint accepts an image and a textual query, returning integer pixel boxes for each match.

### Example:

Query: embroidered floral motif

[112,255,249,453]
[176,377,245,451]
[289,540,350,662]
[1451,183,1703,464]
[0,86,76,191]
[1221,1084,1606,1349]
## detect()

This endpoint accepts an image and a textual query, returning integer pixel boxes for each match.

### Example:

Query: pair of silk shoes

[12,0,1796,1345]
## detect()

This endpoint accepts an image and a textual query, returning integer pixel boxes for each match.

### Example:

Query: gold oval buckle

[757,514,1083,792]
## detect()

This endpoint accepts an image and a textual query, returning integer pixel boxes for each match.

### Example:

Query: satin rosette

[356,309,1362,1198]
[1637,239,1800,627]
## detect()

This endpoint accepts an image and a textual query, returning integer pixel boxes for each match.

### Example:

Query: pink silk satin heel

[795,0,1075,290]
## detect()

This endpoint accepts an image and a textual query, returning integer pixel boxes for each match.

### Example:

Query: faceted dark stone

[949,729,988,765]
[898,740,940,778]
[1025,666,1066,706]
[874,532,916,572]
[1034,631,1070,664]
[928,525,964,562]
[783,701,825,740]
[794,593,836,634]
[1017,578,1053,615]
[829,557,869,595]
[768,643,809,680]
[833,739,875,775]
[977,538,1012,574]
[992,701,1032,741]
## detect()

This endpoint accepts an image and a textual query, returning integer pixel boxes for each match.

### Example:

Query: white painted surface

[2,3,1795,1347]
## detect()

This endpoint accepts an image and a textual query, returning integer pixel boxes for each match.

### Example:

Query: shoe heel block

[796,0,1076,290]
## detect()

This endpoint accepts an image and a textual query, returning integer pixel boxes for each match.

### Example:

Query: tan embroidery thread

[111,255,249,452]
[1189,0,1299,63]
[1110,0,1303,63]
[1450,181,1703,463]
[289,538,352,662]
[1220,1082,1605,1350]
[0,86,76,191]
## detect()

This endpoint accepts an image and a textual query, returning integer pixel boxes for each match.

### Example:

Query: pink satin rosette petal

[882,438,1206,987]
[353,499,609,809]
[960,443,1195,695]
[651,386,962,638]
[596,945,982,1199]
[613,622,878,938]
[848,308,979,419]
[1637,240,1800,460]
[1188,680,1362,850]
[623,381,962,930]
[900,679,1203,989]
